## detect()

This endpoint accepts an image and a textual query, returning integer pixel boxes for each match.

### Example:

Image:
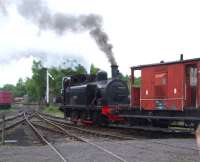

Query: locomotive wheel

[92,112,100,125]
[80,112,87,121]
[63,108,70,119]
[92,112,109,126]
[80,111,92,121]
[71,111,79,124]
[99,115,109,126]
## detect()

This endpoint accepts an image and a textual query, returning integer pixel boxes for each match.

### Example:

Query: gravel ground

[3,123,42,146]
[0,104,39,119]
[0,138,199,162]
[1,107,199,162]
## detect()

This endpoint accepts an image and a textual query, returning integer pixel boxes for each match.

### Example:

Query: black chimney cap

[111,65,118,67]
[111,65,119,78]
[180,54,184,61]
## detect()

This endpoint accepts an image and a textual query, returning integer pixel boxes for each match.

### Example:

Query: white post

[46,69,49,104]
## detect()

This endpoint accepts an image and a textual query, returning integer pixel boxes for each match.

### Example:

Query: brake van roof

[131,57,200,70]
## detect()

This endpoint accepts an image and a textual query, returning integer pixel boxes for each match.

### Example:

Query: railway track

[38,112,194,138]
[0,112,29,133]
[34,113,128,162]
[0,118,26,133]
[0,111,36,131]
[24,112,68,162]
[1,110,199,162]
[0,111,128,161]
[37,112,200,154]
[0,111,36,145]
[0,112,23,124]
[37,113,135,140]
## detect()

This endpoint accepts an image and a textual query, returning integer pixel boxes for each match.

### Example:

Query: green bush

[42,105,64,117]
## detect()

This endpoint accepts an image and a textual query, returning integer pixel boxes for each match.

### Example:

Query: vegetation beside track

[0,106,16,113]
[42,105,64,117]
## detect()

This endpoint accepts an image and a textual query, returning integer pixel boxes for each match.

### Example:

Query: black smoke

[16,0,117,65]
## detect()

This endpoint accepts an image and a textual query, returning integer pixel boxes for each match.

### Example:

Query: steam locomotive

[59,55,200,129]
[59,65,129,125]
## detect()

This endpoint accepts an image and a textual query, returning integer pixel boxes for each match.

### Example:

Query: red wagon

[0,91,13,108]
[131,55,200,111]
[119,55,200,128]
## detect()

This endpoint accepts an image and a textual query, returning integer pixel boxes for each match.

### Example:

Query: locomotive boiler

[59,65,129,125]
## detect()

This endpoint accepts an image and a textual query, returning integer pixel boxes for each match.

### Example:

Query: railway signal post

[46,69,54,106]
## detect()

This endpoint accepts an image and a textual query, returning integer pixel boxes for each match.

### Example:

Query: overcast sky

[0,0,200,86]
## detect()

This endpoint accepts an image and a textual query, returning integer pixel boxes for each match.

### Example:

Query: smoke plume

[0,0,7,15]
[0,50,88,69]
[0,50,46,65]
[16,0,117,65]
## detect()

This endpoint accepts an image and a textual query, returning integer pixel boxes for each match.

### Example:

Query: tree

[25,78,37,101]
[0,84,15,92]
[74,64,87,75]
[90,64,100,75]
[26,60,46,103]
[0,84,16,96]
[134,77,141,87]
[0,79,27,98]
[15,78,26,97]
[13,59,100,103]
[49,64,87,96]
[49,67,65,96]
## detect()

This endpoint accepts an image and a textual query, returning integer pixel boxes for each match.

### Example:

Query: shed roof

[131,57,200,70]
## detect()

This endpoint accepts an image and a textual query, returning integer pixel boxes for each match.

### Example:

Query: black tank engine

[59,65,129,125]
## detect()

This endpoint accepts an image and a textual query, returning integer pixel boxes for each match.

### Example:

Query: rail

[0,113,24,124]
[24,113,68,162]
[39,114,135,140]
[37,113,128,162]
[38,112,200,153]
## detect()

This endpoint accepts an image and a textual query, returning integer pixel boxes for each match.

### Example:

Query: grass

[42,105,64,118]
[0,105,16,114]
[175,160,191,162]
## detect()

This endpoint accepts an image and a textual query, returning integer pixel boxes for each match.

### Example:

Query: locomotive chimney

[180,54,184,61]
[111,65,119,78]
